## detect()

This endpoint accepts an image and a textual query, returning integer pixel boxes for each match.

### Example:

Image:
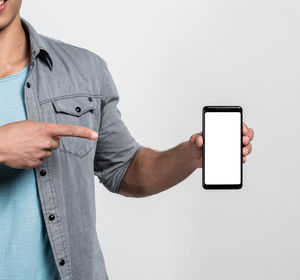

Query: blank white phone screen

[204,112,241,184]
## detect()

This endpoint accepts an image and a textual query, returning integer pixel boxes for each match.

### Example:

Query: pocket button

[75,106,81,113]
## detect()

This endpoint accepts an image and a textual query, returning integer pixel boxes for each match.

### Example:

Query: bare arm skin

[118,141,201,197]
[119,123,254,197]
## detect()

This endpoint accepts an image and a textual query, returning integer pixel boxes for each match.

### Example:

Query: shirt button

[26,82,31,88]
[75,107,81,112]
[40,169,47,176]
[88,97,93,102]
[59,259,65,266]
[48,214,55,221]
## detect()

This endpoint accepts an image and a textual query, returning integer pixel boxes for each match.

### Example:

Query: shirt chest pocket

[51,95,100,158]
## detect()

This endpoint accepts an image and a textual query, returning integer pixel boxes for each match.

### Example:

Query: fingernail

[91,131,98,139]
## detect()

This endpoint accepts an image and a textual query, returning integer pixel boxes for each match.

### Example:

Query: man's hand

[189,122,254,168]
[0,120,99,169]
[119,122,254,197]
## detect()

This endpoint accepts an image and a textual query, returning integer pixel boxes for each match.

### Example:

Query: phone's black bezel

[202,106,243,189]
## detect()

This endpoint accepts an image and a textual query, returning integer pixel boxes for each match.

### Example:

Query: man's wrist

[183,141,202,170]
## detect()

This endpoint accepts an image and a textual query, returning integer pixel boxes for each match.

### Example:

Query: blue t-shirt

[0,65,60,279]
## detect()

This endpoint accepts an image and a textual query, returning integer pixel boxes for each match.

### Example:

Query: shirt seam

[40,94,101,105]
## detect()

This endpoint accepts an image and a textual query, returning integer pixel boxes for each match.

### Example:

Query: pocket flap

[52,96,96,117]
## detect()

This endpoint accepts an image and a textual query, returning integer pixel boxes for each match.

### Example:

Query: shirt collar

[21,17,53,71]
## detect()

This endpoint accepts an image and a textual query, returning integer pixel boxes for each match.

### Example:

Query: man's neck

[0,14,31,78]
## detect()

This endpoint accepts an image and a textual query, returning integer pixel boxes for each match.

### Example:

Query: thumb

[189,132,203,148]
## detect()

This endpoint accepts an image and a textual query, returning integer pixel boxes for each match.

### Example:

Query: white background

[22,1,300,279]
[205,112,241,184]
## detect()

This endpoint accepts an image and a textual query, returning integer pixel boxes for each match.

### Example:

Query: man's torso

[0,64,60,279]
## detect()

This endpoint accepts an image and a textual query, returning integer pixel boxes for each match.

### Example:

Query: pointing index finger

[47,123,98,140]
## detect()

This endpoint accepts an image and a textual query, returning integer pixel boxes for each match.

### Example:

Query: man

[0,0,254,279]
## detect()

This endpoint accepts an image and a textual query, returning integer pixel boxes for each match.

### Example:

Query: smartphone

[202,106,243,189]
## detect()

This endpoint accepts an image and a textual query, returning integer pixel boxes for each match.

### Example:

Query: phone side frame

[202,106,243,189]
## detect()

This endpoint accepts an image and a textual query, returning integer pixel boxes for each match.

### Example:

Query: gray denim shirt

[19,17,144,280]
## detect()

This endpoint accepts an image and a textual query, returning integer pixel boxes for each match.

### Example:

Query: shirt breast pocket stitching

[51,96,99,158]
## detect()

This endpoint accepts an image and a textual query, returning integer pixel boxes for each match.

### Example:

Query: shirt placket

[23,54,72,280]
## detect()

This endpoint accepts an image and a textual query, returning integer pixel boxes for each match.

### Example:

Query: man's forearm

[118,141,201,197]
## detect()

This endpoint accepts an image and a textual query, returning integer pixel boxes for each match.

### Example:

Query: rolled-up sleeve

[93,58,144,193]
